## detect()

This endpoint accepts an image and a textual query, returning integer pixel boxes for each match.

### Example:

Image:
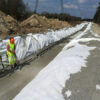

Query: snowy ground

[13,22,100,100]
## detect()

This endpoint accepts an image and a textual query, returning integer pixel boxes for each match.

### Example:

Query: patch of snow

[74,22,92,40]
[13,38,96,100]
[65,90,72,98]
[63,22,92,50]
[63,38,100,50]
[96,84,100,90]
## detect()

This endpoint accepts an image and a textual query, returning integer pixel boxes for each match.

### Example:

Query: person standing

[6,37,17,70]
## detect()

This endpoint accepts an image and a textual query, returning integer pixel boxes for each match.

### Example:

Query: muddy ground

[92,23,100,35]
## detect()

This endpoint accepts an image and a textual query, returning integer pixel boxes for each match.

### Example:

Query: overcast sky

[24,0,100,19]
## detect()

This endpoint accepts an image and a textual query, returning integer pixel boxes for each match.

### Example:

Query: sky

[23,0,100,19]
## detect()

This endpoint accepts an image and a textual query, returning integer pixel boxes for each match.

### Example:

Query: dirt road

[0,42,64,100]
[62,23,100,100]
[0,23,100,100]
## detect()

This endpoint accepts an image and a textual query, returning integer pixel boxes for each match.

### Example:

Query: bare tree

[60,0,64,13]
[0,0,27,20]
[34,0,39,13]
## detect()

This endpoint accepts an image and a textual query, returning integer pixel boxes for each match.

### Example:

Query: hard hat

[10,38,14,44]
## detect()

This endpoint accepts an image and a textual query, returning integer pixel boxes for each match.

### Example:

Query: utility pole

[34,0,39,13]
[60,0,64,13]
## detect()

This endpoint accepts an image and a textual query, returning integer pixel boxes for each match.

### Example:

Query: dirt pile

[0,11,18,37]
[19,14,71,34]
[0,11,73,38]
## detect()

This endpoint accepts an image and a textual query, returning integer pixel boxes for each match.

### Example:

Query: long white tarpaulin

[0,22,88,61]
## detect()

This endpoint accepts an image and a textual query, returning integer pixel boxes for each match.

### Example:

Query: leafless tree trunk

[0,0,7,12]
[60,0,64,13]
[0,0,27,20]
[34,0,39,13]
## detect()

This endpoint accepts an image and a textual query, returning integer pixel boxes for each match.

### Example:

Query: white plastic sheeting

[0,22,88,60]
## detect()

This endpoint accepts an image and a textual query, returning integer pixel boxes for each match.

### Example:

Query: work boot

[14,63,19,69]
[11,66,14,72]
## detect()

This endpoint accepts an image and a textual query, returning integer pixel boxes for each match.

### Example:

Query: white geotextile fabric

[0,22,88,60]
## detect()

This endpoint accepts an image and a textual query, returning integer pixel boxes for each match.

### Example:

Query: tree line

[41,12,81,21]
[0,0,81,21]
[0,0,32,21]
[0,0,65,21]
[94,2,100,23]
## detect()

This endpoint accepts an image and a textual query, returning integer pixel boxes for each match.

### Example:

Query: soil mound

[19,14,71,34]
[0,11,73,38]
[0,11,18,37]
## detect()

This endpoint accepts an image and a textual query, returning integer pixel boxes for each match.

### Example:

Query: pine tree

[94,2,100,23]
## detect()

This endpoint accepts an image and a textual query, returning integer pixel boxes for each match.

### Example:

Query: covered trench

[0,23,87,72]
